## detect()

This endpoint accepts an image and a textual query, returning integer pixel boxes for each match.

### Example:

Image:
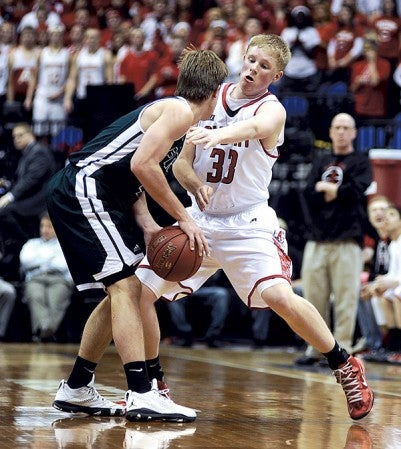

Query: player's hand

[177,220,210,257]
[194,185,213,211]
[0,192,14,208]
[144,224,163,247]
[186,126,221,149]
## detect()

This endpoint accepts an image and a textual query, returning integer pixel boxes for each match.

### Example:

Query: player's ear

[273,71,283,81]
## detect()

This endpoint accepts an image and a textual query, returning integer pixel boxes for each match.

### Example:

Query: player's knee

[262,283,295,312]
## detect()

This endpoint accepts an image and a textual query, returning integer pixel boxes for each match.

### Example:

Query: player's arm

[131,100,209,255]
[24,51,41,109]
[173,139,213,211]
[6,50,15,102]
[63,54,78,113]
[132,191,162,246]
[104,49,114,83]
[186,101,286,150]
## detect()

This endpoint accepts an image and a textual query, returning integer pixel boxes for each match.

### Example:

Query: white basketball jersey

[190,83,284,215]
[0,43,10,95]
[75,47,106,99]
[36,46,69,97]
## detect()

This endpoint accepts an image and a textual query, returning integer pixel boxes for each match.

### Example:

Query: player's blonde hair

[175,49,228,102]
[246,34,291,72]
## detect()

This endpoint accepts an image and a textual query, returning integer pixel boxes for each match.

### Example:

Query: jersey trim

[221,83,272,117]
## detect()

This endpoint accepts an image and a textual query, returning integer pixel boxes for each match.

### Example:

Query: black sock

[146,356,165,381]
[67,356,97,389]
[323,342,349,370]
[124,361,151,393]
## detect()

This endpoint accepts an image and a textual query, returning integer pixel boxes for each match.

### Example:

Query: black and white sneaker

[53,377,125,416]
[125,379,196,422]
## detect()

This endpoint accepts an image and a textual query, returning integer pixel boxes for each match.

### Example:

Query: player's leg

[53,294,124,416]
[262,283,374,420]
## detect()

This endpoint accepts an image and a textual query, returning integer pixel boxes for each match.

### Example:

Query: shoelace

[335,363,363,405]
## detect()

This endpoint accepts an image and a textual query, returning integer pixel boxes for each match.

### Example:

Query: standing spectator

[154,36,185,99]
[225,16,262,83]
[0,276,16,341]
[116,27,157,105]
[167,271,230,348]
[0,22,15,122]
[350,37,391,120]
[6,26,40,120]
[63,27,113,130]
[296,113,373,366]
[65,23,84,56]
[17,2,62,34]
[20,212,73,342]
[312,1,338,81]
[327,5,365,85]
[278,5,321,94]
[25,24,71,143]
[0,122,56,277]
[370,0,401,117]
[100,8,123,49]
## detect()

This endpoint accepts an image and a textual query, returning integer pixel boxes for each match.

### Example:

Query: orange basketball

[147,226,203,282]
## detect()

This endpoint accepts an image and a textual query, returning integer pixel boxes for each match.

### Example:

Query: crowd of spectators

[1,0,401,355]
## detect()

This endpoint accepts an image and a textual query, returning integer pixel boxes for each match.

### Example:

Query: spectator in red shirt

[327,4,365,84]
[117,26,158,106]
[350,37,391,120]
[370,0,401,117]
[154,35,186,99]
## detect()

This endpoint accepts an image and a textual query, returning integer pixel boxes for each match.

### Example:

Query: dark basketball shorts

[46,164,144,291]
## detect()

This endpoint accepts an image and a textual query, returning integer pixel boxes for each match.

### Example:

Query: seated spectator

[369,205,401,362]
[166,271,231,348]
[19,212,73,342]
[0,122,56,279]
[0,276,16,341]
[350,37,391,121]
[358,195,392,356]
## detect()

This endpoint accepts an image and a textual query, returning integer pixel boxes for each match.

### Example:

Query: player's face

[239,46,280,97]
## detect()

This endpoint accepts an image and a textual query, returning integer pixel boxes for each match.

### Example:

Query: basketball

[147,225,203,282]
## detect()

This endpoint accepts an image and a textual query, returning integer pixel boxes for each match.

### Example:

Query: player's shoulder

[257,95,286,118]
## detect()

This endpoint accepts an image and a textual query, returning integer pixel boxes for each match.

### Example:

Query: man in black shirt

[296,113,373,366]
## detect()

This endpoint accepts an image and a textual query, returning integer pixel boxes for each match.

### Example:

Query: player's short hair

[246,34,291,72]
[175,49,228,102]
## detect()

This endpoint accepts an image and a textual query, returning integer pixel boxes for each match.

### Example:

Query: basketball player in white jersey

[0,22,15,119]
[7,26,40,120]
[136,34,374,421]
[25,24,70,140]
[63,27,113,115]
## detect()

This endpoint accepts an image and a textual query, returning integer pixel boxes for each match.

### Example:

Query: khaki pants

[301,240,362,357]
[24,274,73,335]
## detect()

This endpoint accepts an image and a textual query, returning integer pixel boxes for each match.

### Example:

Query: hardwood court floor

[1,342,400,449]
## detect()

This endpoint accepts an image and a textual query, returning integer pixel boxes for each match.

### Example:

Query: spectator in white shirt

[20,211,73,342]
